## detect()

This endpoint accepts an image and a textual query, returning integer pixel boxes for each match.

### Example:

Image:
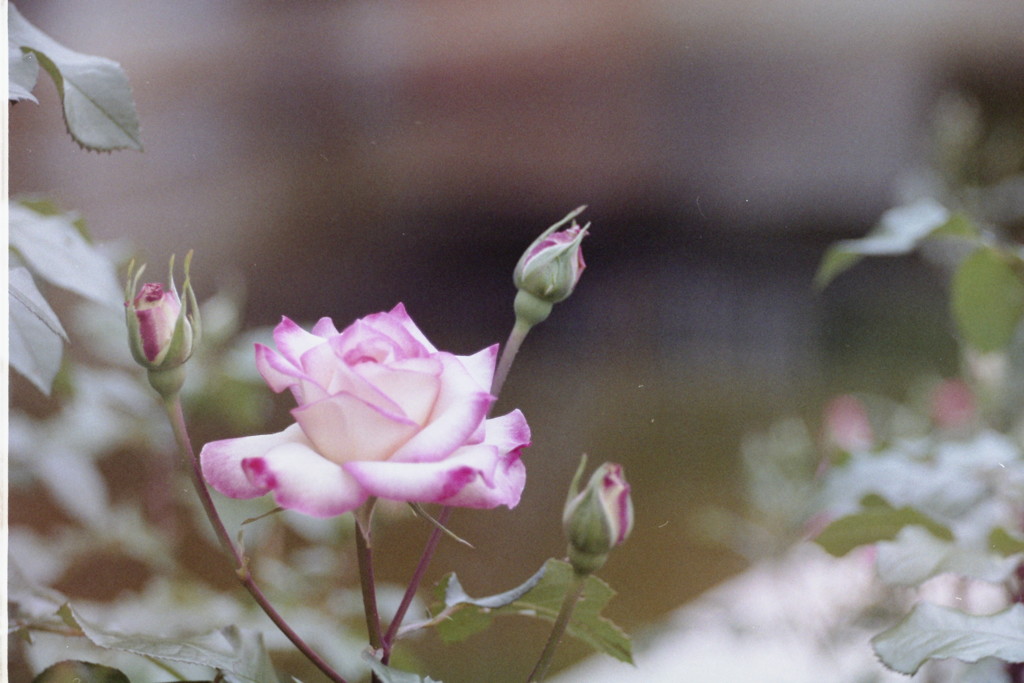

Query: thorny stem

[527,572,586,682]
[163,396,350,683]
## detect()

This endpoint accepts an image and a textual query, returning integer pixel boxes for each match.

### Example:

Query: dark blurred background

[9,1,1024,680]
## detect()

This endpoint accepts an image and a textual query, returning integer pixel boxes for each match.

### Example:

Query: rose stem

[526,572,586,682]
[380,506,452,663]
[162,396,350,683]
[492,317,531,398]
[354,504,383,653]
[379,320,528,662]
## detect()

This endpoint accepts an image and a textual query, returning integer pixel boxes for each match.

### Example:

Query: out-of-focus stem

[162,396,350,683]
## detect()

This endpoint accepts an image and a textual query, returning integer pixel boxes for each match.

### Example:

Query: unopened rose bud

[513,206,589,327]
[125,251,200,398]
[562,456,633,575]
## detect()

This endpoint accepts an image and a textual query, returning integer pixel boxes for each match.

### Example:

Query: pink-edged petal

[438,448,527,509]
[343,442,514,508]
[255,342,305,396]
[243,440,369,517]
[310,316,340,337]
[439,409,530,507]
[292,392,419,464]
[391,352,494,462]
[200,424,310,499]
[482,409,532,453]
[455,345,499,395]
[273,317,328,365]
[384,303,438,354]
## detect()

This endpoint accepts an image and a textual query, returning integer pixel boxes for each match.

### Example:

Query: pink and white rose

[200,304,530,518]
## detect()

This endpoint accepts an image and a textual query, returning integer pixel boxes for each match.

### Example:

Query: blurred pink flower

[930,379,975,431]
[200,304,530,517]
[822,394,873,453]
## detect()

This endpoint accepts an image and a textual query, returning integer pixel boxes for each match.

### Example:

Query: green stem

[527,572,586,682]
[492,317,531,399]
[162,396,350,683]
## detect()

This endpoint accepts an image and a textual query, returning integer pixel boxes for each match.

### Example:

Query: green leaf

[32,661,130,683]
[9,265,67,394]
[61,604,277,683]
[814,199,970,288]
[951,246,1024,352]
[9,200,122,307]
[989,527,1024,556]
[872,602,1024,674]
[362,652,444,683]
[8,3,142,151]
[434,559,633,664]
[814,497,953,557]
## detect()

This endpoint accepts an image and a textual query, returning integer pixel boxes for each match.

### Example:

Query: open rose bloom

[200,304,530,518]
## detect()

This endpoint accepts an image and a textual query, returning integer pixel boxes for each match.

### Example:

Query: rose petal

[201,424,310,499]
[456,345,499,395]
[273,317,327,366]
[438,447,527,509]
[255,342,306,397]
[347,409,531,509]
[243,439,369,517]
[292,392,419,464]
[344,443,518,508]
[385,303,438,354]
[391,353,494,463]
[356,357,442,426]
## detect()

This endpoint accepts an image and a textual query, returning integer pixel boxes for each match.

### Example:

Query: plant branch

[355,505,383,651]
[163,396,350,683]
[527,572,586,682]
[380,506,453,662]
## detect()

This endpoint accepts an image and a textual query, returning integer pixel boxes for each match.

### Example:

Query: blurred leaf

[33,661,130,683]
[9,40,40,102]
[8,3,142,151]
[815,199,973,288]
[9,200,122,307]
[872,602,1024,674]
[989,527,1024,556]
[61,604,277,682]
[814,497,952,557]
[435,559,632,664]
[362,652,443,683]
[9,265,67,394]
[951,246,1024,352]
[875,525,1022,585]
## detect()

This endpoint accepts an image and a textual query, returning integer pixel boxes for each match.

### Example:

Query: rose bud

[562,456,633,575]
[125,252,200,397]
[513,206,589,327]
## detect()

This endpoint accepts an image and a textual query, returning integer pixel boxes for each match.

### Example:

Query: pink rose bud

[562,456,633,575]
[513,206,589,326]
[125,252,200,397]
